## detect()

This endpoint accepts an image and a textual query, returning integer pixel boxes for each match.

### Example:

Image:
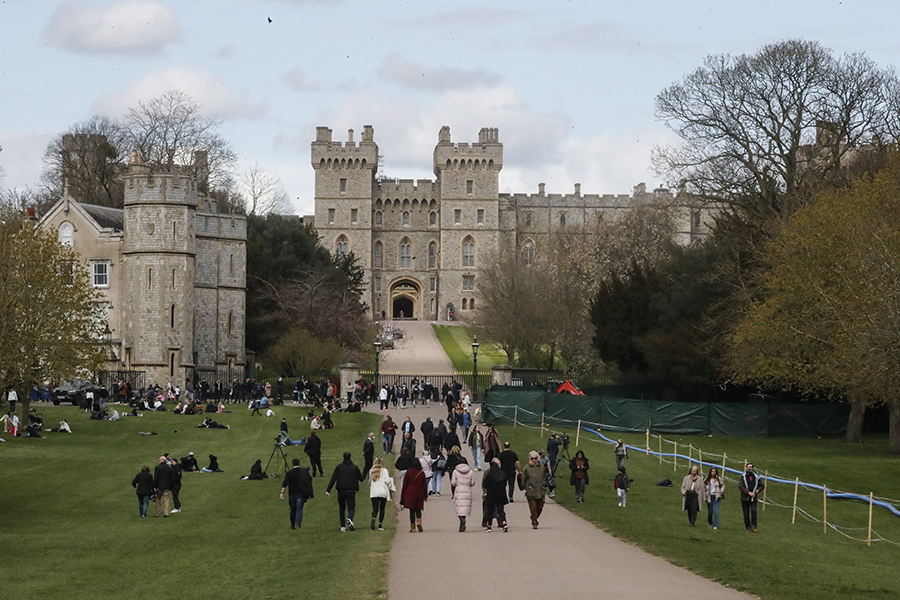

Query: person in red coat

[400,462,428,532]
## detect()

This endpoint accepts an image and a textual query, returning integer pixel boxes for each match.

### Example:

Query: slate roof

[81,204,124,231]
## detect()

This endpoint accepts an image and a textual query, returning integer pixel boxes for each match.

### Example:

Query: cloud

[214,44,236,59]
[93,66,269,120]
[377,54,501,93]
[42,1,180,54]
[281,67,320,92]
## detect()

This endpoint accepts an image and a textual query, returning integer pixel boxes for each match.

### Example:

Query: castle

[313,125,708,321]
[39,153,247,387]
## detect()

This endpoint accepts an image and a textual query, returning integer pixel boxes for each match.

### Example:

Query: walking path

[364,322,755,600]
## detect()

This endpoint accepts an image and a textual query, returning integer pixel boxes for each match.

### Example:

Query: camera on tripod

[561,434,570,450]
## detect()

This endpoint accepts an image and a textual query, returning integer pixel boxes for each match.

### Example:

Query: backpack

[656,478,673,487]
[434,455,447,471]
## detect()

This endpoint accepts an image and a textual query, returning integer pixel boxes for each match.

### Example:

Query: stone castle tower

[313,125,708,323]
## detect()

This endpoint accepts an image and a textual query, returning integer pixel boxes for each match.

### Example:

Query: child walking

[614,467,630,507]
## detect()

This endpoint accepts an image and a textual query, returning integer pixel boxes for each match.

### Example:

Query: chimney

[348,129,354,143]
[538,183,545,195]
[574,183,581,196]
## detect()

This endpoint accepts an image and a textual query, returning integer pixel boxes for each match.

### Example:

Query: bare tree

[654,39,897,218]
[122,90,237,193]
[237,163,292,216]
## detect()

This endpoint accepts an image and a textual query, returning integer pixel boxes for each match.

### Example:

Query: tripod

[265,440,290,478]
[551,442,572,478]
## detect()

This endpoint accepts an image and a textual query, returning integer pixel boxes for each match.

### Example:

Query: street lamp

[471,336,479,404]
[373,341,382,391]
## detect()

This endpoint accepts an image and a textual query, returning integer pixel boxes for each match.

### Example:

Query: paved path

[364,322,756,600]
[378,321,455,373]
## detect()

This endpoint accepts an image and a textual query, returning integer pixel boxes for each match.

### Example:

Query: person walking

[400,458,428,532]
[394,447,418,488]
[153,455,174,517]
[704,467,725,529]
[280,458,314,529]
[482,458,509,532]
[614,439,628,471]
[131,464,155,518]
[304,430,324,477]
[614,467,630,508]
[738,462,764,532]
[381,415,397,453]
[569,450,590,503]
[362,432,376,478]
[467,425,484,471]
[450,458,476,532]
[325,452,365,532]
[429,448,446,496]
[546,433,562,474]
[681,465,703,526]
[169,457,184,513]
[498,442,519,502]
[368,457,395,531]
[483,425,501,463]
[517,451,548,529]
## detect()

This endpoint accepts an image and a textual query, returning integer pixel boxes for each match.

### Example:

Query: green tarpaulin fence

[482,386,849,437]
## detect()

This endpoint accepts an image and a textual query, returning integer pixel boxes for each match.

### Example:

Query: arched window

[429,242,437,269]
[523,239,535,264]
[58,222,74,247]
[374,241,383,268]
[375,211,382,225]
[429,211,437,225]
[462,298,468,310]
[469,297,475,310]
[400,238,412,269]
[462,236,475,267]
[402,211,410,226]
[336,235,349,257]
[559,214,566,227]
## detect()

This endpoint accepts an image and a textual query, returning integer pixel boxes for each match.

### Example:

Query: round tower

[121,157,197,386]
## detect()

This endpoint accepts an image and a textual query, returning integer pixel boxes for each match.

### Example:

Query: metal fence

[103,369,147,395]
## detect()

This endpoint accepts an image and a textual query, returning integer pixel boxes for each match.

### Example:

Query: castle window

[328,208,335,223]
[559,213,567,227]
[462,236,475,267]
[477,209,484,225]
[429,211,436,225]
[170,351,176,378]
[228,311,234,336]
[463,275,475,291]
[374,241,383,268]
[229,254,234,276]
[400,238,412,269]
[693,211,702,228]
[172,221,177,240]
[403,211,410,226]
[350,208,358,224]
[58,222,74,247]
[336,235,349,257]
[597,213,604,223]
[91,260,110,288]
[430,277,436,292]
[525,212,533,227]
[374,275,382,292]
[523,240,535,264]
[429,242,437,268]
[340,178,347,192]
[375,211,382,225]
[148,268,153,290]
[454,209,461,224]
[172,268,176,289]
[462,298,468,310]
[170,304,176,329]
[466,180,473,194]
[469,297,475,310]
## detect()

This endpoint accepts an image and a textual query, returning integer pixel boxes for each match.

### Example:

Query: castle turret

[121,156,197,385]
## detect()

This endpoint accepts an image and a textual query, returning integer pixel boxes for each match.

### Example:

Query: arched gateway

[390,278,421,320]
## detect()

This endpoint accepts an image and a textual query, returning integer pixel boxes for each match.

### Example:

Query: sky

[1,0,899,216]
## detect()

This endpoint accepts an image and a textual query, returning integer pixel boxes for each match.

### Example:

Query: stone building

[39,154,247,387]
[313,125,709,322]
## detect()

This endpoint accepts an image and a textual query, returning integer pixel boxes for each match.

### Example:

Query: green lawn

[496,423,900,600]
[432,324,507,371]
[2,404,392,600]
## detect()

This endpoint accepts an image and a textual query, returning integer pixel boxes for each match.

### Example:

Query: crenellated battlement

[433,126,503,173]
[375,178,438,196]
[124,160,199,207]
[312,126,378,169]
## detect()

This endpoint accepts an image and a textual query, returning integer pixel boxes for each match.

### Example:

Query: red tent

[556,380,584,395]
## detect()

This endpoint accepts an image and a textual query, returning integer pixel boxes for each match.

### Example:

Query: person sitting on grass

[202,454,222,472]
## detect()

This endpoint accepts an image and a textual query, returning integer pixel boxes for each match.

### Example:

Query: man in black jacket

[498,442,520,502]
[420,416,434,447]
[305,431,324,476]
[153,456,174,517]
[169,457,184,513]
[325,452,364,532]
[280,458,314,529]
[362,433,375,478]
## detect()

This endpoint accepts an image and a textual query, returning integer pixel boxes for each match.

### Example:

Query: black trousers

[742,500,758,529]
[371,497,387,523]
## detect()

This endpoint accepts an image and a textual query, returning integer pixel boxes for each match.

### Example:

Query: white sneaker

[171,509,181,513]
[340,527,346,532]
[617,502,622,507]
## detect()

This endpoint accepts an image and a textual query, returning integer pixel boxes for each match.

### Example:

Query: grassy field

[496,422,900,600]
[432,324,506,371]
[1,403,392,600]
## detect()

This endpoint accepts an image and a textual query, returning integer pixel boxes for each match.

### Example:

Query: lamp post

[373,341,382,392]
[471,336,479,404]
